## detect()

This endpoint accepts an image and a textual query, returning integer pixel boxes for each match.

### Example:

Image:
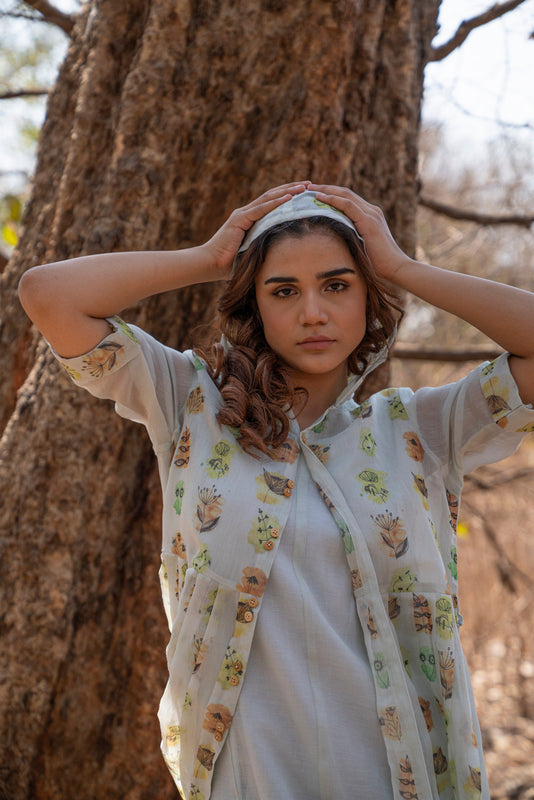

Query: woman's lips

[297,337,335,350]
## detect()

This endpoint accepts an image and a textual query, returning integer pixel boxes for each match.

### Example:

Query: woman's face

[254,231,367,395]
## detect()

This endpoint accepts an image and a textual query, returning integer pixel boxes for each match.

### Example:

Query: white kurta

[211,455,393,799]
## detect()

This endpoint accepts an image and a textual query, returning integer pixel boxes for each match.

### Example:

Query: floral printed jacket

[54,317,534,800]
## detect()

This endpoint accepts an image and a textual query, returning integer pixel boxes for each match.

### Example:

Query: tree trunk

[0,1,440,797]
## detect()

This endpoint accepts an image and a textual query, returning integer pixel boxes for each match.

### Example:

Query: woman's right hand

[201,182,309,279]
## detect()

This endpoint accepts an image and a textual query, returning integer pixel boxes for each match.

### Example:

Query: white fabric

[211,456,393,800]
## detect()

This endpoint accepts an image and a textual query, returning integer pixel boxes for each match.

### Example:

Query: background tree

[0,1,532,799]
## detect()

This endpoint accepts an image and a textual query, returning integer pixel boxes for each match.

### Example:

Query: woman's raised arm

[310,182,534,407]
[18,182,308,357]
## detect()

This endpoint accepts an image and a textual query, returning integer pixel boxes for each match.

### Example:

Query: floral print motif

[195,486,223,533]
[372,511,408,559]
[403,431,424,461]
[174,427,191,468]
[217,646,245,689]
[356,469,389,504]
[186,385,205,414]
[81,342,124,378]
[378,706,402,740]
[236,566,268,597]
[247,509,281,553]
[412,473,429,510]
[255,469,294,504]
[206,440,235,479]
[203,703,233,742]
[359,427,377,456]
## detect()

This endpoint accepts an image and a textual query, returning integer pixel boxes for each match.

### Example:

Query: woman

[18,183,534,800]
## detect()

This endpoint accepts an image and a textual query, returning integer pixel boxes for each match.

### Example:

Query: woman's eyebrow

[263,267,356,285]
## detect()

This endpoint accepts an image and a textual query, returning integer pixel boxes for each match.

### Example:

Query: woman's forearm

[18,245,216,357]
[393,257,534,360]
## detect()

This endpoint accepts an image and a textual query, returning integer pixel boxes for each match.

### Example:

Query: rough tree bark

[0,1,440,798]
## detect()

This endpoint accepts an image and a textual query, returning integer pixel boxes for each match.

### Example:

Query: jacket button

[264,540,274,550]
[216,722,225,732]
[283,487,292,497]
[214,731,223,742]
[233,660,243,672]
[248,597,258,608]
[270,528,280,538]
[244,611,253,622]
[230,675,239,686]
[287,479,295,489]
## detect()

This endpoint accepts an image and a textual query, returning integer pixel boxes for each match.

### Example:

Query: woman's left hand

[307,183,411,283]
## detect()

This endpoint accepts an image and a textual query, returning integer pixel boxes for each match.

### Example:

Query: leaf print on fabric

[112,316,139,344]
[398,756,418,800]
[173,481,185,514]
[382,389,409,420]
[481,372,511,423]
[247,509,281,553]
[195,486,223,533]
[435,596,454,640]
[359,427,377,456]
[351,569,363,591]
[516,420,534,433]
[412,473,429,510]
[372,510,408,558]
[413,593,433,633]
[165,724,181,749]
[203,704,233,742]
[388,595,401,621]
[378,706,402,740]
[365,606,378,639]
[311,415,329,433]
[373,653,390,689]
[190,787,205,800]
[419,697,434,732]
[255,469,294,504]
[309,443,331,464]
[236,566,268,597]
[193,745,215,779]
[82,342,123,378]
[174,427,191,468]
[446,489,458,532]
[192,633,209,674]
[192,544,211,573]
[433,747,450,793]
[236,599,257,628]
[419,646,437,682]
[448,546,458,580]
[202,588,218,624]
[275,439,300,462]
[338,520,355,554]
[389,567,417,593]
[351,399,372,419]
[356,469,389,505]
[217,645,245,689]
[463,766,482,799]
[171,531,186,559]
[403,431,424,461]
[60,363,82,381]
[206,440,235,479]
[185,385,205,414]
[439,647,455,700]
[401,646,411,677]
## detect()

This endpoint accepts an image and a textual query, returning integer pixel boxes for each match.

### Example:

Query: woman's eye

[273,287,296,298]
[326,281,348,293]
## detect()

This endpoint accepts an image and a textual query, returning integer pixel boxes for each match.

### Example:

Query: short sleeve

[413,353,534,488]
[50,316,196,450]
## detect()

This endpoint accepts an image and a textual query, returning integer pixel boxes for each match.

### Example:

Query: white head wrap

[237,190,363,256]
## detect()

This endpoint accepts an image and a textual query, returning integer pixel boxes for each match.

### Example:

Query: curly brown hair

[198,216,401,457]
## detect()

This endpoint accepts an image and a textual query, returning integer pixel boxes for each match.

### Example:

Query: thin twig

[419,196,534,229]
[392,344,503,362]
[0,88,49,100]
[428,0,528,62]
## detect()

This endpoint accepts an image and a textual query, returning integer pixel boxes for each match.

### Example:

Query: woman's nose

[299,293,328,325]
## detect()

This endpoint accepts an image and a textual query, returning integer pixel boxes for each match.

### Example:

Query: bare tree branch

[419,195,534,229]
[428,0,528,62]
[392,343,503,362]
[22,0,74,35]
[0,87,49,99]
